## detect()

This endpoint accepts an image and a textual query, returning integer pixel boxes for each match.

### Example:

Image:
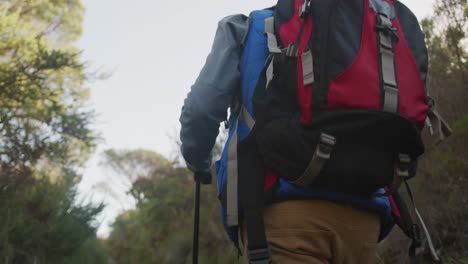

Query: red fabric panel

[279,0,313,123]
[327,0,381,111]
[264,169,279,192]
[327,0,428,128]
[392,14,428,127]
[388,194,402,217]
[278,0,304,48]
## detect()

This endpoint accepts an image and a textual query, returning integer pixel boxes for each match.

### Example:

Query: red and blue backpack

[215,0,451,262]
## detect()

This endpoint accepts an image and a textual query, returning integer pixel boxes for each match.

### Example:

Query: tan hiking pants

[243,199,381,264]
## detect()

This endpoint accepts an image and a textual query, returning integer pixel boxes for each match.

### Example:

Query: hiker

[180,1,451,263]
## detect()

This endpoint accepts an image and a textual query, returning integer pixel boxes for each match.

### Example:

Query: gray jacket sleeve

[179,14,249,172]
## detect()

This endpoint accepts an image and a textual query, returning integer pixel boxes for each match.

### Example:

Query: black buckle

[375,16,399,42]
[284,44,298,58]
[249,248,272,264]
[396,154,411,179]
[299,0,311,18]
[411,224,422,247]
[427,95,436,110]
[409,224,422,257]
[316,133,336,160]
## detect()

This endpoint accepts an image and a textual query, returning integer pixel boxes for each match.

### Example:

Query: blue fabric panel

[240,10,273,117]
[275,180,390,215]
[237,10,272,142]
[216,10,274,245]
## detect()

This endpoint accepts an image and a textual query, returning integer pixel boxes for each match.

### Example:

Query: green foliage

[443,257,468,264]
[421,0,468,122]
[103,149,240,264]
[416,0,468,258]
[59,237,109,264]
[0,0,106,263]
[453,115,468,136]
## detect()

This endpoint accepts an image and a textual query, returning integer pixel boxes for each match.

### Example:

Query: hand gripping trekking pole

[192,171,211,264]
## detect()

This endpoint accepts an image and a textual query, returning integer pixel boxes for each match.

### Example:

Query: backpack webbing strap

[284,1,311,59]
[404,181,441,262]
[265,17,281,54]
[226,106,256,227]
[265,56,275,89]
[238,128,272,264]
[298,1,314,86]
[292,133,335,186]
[376,153,411,197]
[302,50,314,86]
[226,118,240,226]
[226,120,239,227]
[376,14,399,113]
[391,180,441,262]
[242,105,256,129]
[391,192,422,262]
[265,12,314,87]
[263,17,277,90]
[245,210,271,264]
[425,98,452,145]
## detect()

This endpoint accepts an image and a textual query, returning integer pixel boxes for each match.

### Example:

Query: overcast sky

[77,0,435,236]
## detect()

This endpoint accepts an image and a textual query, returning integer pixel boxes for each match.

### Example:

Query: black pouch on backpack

[256,110,424,196]
[256,118,313,182]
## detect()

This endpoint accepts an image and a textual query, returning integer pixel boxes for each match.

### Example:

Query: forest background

[0,0,466,263]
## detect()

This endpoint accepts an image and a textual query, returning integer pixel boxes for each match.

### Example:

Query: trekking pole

[193,177,201,264]
[192,171,211,264]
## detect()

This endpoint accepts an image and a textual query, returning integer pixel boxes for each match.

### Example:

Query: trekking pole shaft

[193,180,201,264]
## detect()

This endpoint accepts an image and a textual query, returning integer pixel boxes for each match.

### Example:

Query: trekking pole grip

[194,171,212,185]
